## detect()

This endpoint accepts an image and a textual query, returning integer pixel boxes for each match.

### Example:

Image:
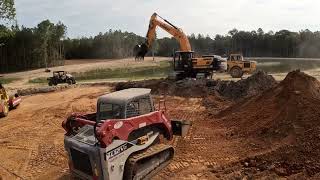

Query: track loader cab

[63,88,192,180]
[227,54,257,78]
[97,88,155,121]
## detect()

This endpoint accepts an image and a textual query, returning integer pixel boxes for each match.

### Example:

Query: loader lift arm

[135,13,191,58]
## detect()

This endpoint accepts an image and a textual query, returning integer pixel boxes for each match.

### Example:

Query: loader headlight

[94,163,99,177]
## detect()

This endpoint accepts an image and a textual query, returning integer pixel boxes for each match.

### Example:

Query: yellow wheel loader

[227,54,257,78]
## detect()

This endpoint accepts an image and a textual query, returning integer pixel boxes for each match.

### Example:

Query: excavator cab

[173,51,216,79]
[173,51,194,71]
[173,51,195,79]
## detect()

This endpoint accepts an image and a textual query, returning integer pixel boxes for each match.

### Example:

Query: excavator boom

[135,13,218,80]
[135,13,191,59]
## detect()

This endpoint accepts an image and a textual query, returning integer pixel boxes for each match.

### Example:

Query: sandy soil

[1,58,320,179]
[154,97,246,180]
[0,85,237,180]
[0,86,110,180]
[1,71,320,179]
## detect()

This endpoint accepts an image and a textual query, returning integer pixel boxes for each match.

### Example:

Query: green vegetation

[2,0,320,74]
[65,28,320,60]
[72,61,171,81]
[256,59,320,73]
[0,0,16,20]
[0,77,19,84]
[0,20,66,73]
[28,77,47,84]
[64,30,144,59]
[28,61,172,84]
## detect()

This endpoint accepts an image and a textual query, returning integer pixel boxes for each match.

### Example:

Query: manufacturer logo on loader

[105,143,132,160]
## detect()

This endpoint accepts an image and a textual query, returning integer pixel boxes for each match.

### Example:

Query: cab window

[126,97,153,118]
[99,103,122,120]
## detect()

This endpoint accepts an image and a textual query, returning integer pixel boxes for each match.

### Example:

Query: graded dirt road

[1,57,168,89]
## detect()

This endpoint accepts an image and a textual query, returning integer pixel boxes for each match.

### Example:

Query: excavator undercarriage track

[124,144,174,180]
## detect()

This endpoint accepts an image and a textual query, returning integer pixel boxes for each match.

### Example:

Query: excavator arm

[135,13,191,58]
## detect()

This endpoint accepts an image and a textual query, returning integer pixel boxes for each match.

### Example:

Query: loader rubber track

[124,144,174,180]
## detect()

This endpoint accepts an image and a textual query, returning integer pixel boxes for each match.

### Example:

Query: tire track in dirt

[20,89,107,179]
[0,86,109,179]
[154,96,248,179]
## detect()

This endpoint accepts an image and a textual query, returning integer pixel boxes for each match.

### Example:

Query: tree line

[2,0,320,73]
[0,20,66,73]
[64,28,320,60]
[64,30,144,59]
[3,24,320,73]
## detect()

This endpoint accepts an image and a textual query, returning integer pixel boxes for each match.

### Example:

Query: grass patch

[28,77,47,84]
[0,77,20,84]
[256,59,320,73]
[72,61,172,81]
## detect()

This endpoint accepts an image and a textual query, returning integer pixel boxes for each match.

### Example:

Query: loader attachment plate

[171,119,192,137]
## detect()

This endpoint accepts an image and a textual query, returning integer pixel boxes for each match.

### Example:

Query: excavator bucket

[134,43,149,59]
[171,119,192,137]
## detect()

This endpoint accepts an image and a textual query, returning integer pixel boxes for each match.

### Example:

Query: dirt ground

[1,70,320,179]
[0,85,239,180]
[0,87,110,180]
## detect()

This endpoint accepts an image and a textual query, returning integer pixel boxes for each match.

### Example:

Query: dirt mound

[214,70,277,100]
[17,85,76,96]
[115,78,209,97]
[217,70,320,177]
[115,71,276,99]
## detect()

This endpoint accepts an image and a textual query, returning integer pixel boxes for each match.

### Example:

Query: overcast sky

[16,0,320,38]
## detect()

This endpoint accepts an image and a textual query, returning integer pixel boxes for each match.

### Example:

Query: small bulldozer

[0,84,21,117]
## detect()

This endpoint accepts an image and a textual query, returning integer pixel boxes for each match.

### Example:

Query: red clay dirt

[213,70,320,178]
[1,70,320,179]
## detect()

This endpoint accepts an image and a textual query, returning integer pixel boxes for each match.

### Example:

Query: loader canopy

[97,88,154,121]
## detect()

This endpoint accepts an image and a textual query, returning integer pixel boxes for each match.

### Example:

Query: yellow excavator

[135,13,217,79]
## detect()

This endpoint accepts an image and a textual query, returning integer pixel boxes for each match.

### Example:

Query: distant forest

[2,0,320,73]
[2,21,320,72]
[64,28,320,59]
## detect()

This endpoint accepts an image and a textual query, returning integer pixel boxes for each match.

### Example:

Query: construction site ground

[1,58,320,179]
[0,85,246,180]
